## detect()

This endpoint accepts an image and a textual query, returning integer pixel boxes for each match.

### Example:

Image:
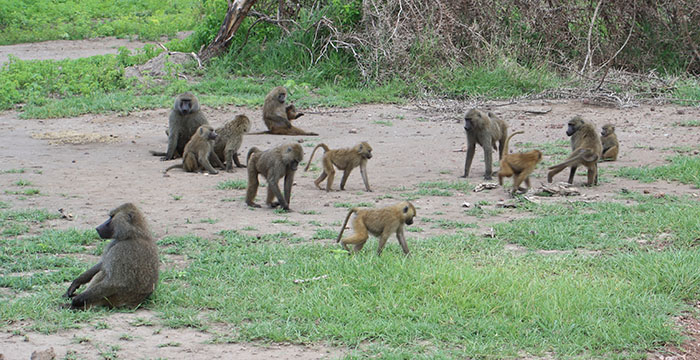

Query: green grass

[334,202,374,208]
[674,120,700,127]
[0,0,203,45]
[1,168,25,174]
[216,179,247,190]
[616,155,700,187]
[418,180,473,193]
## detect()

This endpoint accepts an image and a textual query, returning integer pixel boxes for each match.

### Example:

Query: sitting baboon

[304,142,373,192]
[461,109,509,180]
[336,201,416,256]
[252,86,318,136]
[497,131,543,193]
[600,123,619,161]
[214,114,251,171]
[164,125,223,175]
[64,203,159,309]
[547,116,602,186]
[150,92,208,160]
[246,143,304,210]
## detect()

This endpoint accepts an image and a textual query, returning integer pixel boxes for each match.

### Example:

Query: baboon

[253,86,318,136]
[547,116,602,186]
[164,125,223,175]
[214,114,251,171]
[497,131,543,193]
[461,109,509,180]
[64,203,159,309]
[246,143,304,210]
[600,123,619,161]
[285,104,304,120]
[150,92,208,160]
[304,142,373,192]
[336,201,416,256]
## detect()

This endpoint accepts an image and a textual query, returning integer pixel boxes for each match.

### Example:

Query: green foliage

[0,0,203,45]
[217,180,247,190]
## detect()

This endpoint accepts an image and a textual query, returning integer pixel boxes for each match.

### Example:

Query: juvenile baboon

[214,114,251,171]
[285,104,304,120]
[164,125,223,175]
[253,86,318,136]
[336,201,416,256]
[304,142,373,192]
[64,203,159,309]
[600,123,619,161]
[497,131,543,193]
[461,109,509,180]
[547,116,602,186]
[246,143,304,210]
[150,92,208,160]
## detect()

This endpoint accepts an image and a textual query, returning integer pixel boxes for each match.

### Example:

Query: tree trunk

[198,0,258,62]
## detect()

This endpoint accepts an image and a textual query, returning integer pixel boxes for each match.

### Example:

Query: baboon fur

[461,108,509,180]
[497,131,543,193]
[600,123,619,161]
[246,143,304,210]
[151,92,208,160]
[304,141,373,192]
[164,125,223,175]
[336,201,416,256]
[547,116,602,186]
[214,114,251,171]
[256,86,318,136]
[64,203,159,309]
[285,104,304,120]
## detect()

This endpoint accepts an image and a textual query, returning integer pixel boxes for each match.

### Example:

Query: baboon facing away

[64,203,159,309]
[336,201,416,256]
[547,116,602,186]
[164,125,223,175]
[600,123,619,161]
[214,114,251,171]
[461,109,509,180]
[304,141,373,192]
[246,143,304,210]
[497,131,543,193]
[254,86,318,136]
[151,92,208,160]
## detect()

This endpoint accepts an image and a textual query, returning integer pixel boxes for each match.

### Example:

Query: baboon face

[358,142,373,159]
[284,144,304,171]
[402,202,417,225]
[96,203,141,240]
[463,109,484,131]
[175,92,199,116]
[566,116,584,136]
[198,125,217,140]
[601,124,614,137]
[275,88,287,104]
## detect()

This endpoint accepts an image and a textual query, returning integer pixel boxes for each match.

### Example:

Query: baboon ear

[126,211,134,222]
[358,144,363,151]
[286,146,292,152]
[199,128,204,135]
[403,206,409,213]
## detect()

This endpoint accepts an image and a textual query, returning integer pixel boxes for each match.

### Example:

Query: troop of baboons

[64,86,624,309]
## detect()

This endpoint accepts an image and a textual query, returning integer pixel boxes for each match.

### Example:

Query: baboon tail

[246,147,261,165]
[502,130,524,157]
[548,148,598,171]
[164,164,183,174]
[304,144,329,171]
[336,208,358,243]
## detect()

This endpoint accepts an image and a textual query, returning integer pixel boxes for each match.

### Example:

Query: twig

[598,7,636,70]
[580,0,602,74]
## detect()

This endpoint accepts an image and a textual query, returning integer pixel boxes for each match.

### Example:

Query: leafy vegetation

[616,155,700,187]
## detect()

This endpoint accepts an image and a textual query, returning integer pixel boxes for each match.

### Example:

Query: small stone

[349,129,357,134]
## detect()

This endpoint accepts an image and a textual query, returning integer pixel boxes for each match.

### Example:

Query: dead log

[198,0,258,62]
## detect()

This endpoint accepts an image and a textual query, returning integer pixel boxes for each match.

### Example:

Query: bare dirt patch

[0,37,152,65]
[0,99,699,358]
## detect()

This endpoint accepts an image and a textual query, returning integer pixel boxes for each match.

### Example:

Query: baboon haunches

[245,143,304,210]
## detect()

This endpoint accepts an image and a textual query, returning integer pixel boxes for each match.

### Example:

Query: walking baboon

[497,131,543,193]
[253,86,318,136]
[600,123,619,161]
[461,109,509,180]
[150,92,208,160]
[336,201,416,256]
[214,114,251,171]
[164,125,223,175]
[547,116,602,186]
[304,142,373,192]
[64,203,159,309]
[285,104,304,120]
[246,143,304,210]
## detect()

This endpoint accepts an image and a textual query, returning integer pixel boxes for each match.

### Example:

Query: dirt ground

[1,40,700,360]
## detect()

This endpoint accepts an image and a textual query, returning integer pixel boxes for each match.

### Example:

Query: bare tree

[198,0,258,62]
